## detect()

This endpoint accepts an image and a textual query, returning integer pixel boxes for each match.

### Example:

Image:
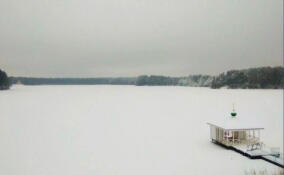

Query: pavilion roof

[207,116,264,131]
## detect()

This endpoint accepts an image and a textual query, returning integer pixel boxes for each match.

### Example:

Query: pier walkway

[212,140,284,168]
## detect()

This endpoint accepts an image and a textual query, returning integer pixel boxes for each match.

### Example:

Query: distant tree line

[135,67,283,89]
[135,75,213,87]
[9,66,283,89]
[9,77,137,85]
[211,67,283,89]
[0,69,10,90]
[136,75,180,86]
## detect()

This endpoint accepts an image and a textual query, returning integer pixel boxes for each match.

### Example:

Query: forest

[9,77,136,85]
[6,66,284,89]
[211,67,283,89]
[135,67,283,89]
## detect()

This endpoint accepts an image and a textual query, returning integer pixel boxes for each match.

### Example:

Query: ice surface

[0,85,282,175]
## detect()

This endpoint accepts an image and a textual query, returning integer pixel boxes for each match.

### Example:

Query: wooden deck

[212,139,284,168]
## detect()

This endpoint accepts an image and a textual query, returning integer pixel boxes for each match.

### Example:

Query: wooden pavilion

[207,122,264,146]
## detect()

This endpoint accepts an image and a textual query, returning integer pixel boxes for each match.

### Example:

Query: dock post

[233,131,234,145]
[226,130,228,145]
[248,130,251,145]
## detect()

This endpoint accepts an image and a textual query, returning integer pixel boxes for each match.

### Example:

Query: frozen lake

[0,85,282,175]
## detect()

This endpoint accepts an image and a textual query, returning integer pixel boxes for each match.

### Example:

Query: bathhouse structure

[207,120,264,147]
[207,115,283,168]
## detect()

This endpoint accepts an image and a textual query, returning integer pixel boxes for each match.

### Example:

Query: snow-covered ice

[0,85,282,175]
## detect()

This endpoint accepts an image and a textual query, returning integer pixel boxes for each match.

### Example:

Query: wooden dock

[212,139,284,168]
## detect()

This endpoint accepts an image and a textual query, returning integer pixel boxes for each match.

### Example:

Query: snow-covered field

[0,85,282,175]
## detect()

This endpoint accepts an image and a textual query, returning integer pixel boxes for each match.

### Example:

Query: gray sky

[0,0,282,77]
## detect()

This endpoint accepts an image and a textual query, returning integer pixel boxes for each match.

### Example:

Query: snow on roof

[207,116,264,131]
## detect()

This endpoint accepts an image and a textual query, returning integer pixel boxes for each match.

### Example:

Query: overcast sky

[0,0,282,77]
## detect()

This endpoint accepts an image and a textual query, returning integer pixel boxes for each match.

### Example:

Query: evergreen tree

[0,69,10,90]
